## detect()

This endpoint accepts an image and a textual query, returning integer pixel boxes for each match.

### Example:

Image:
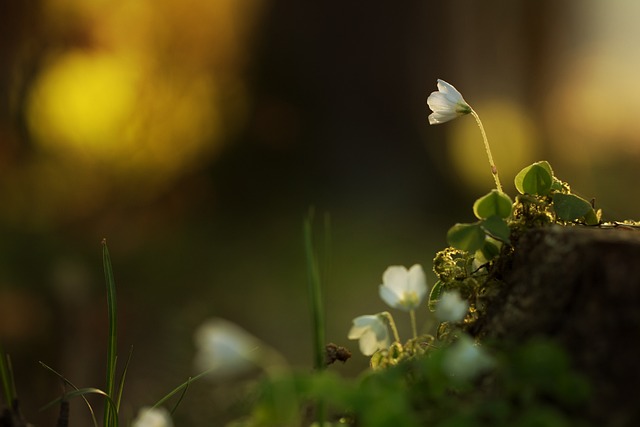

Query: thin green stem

[0,345,14,405]
[381,312,401,343]
[471,109,502,193]
[303,209,327,427]
[102,239,118,427]
[409,310,418,339]
[303,212,326,372]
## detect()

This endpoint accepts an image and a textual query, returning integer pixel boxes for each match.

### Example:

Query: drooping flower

[379,264,428,311]
[347,314,390,356]
[194,317,261,377]
[443,335,494,381]
[435,291,469,322]
[426,79,472,125]
[131,407,173,427]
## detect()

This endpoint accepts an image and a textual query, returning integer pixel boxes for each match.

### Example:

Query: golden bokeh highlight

[5,0,263,228]
[448,100,539,194]
[27,52,139,155]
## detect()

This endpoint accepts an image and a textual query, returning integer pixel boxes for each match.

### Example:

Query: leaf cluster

[430,161,602,328]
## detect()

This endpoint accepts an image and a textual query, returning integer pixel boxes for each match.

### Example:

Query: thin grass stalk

[151,371,210,409]
[115,346,133,412]
[39,361,100,427]
[169,378,191,415]
[303,210,327,425]
[102,239,118,426]
[41,388,119,427]
[304,213,326,371]
[0,345,14,405]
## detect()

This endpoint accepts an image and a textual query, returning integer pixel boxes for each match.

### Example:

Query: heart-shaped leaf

[473,190,513,219]
[480,216,511,243]
[447,222,485,253]
[553,193,593,221]
[515,161,553,195]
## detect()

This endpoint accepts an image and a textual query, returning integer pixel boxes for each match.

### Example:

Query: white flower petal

[382,266,409,295]
[427,79,471,125]
[378,284,401,308]
[348,314,390,356]
[379,264,428,311]
[132,407,173,427]
[443,335,493,380]
[358,330,379,356]
[407,264,428,300]
[435,291,469,322]
[193,318,261,376]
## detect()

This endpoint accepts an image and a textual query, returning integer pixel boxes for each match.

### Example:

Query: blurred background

[1,0,639,424]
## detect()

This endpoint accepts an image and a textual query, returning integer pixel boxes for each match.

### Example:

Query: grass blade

[169,377,191,415]
[41,388,119,427]
[39,361,99,427]
[0,345,15,404]
[115,346,134,412]
[152,369,211,410]
[303,210,326,371]
[303,209,327,426]
[102,239,118,426]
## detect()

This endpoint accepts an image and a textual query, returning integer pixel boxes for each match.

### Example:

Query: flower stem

[471,109,502,193]
[381,311,401,343]
[409,309,418,339]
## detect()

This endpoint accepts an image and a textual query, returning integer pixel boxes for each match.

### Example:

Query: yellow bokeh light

[447,100,539,194]
[27,51,139,155]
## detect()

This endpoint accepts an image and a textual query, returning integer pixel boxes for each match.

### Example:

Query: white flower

[379,264,428,311]
[194,317,261,377]
[443,335,493,381]
[347,314,390,356]
[427,79,472,125]
[435,291,469,322]
[131,407,173,427]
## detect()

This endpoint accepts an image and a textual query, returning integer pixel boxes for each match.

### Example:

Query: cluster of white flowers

[348,264,429,355]
[347,256,490,379]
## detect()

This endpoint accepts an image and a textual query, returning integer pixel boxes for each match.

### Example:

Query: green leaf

[473,190,513,219]
[584,208,601,226]
[553,193,593,221]
[428,280,444,312]
[479,239,501,262]
[102,239,119,427]
[515,161,553,195]
[480,216,511,243]
[447,222,485,253]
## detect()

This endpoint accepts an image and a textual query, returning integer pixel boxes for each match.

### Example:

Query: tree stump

[471,225,640,427]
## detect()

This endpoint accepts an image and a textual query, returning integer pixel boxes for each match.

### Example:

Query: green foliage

[473,190,513,219]
[433,160,606,342]
[552,193,594,223]
[447,223,485,253]
[480,216,511,243]
[233,340,592,427]
[514,160,554,196]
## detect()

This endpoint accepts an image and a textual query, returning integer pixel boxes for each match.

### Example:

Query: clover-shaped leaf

[447,223,485,253]
[480,216,511,243]
[479,238,501,261]
[515,161,554,195]
[553,193,593,221]
[473,190,513,219]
